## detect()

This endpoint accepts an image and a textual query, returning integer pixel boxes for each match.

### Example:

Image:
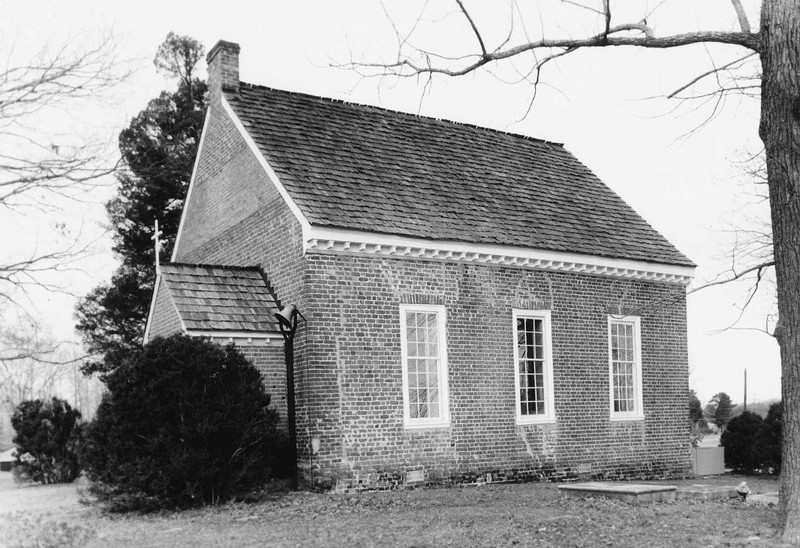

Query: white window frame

[608,315,644,421]
[399,304,450,429]
[512,309,556,425]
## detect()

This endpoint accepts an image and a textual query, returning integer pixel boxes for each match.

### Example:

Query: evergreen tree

[704,392,737,430]
[714,392,737,430]
[689,389,703,423]
[722,411,763,474]
[76,34,207,376]
[755,401,784,474]
[82,335,282,509]
[12,397,83,484]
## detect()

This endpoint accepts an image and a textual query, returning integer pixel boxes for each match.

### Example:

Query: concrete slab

[558,482,676,503]
[748,492,779,506]
[676,484,738,501]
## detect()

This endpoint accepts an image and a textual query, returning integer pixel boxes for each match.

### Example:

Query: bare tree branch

[667,52,758,98]
[688,261,775,295]
[560,0,605,17]
[730,0,752,34]
[0,315,102,418]
[0,35,126,312]
[455,0,487,56]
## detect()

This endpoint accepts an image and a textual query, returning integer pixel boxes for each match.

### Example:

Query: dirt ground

[0,471,787,547]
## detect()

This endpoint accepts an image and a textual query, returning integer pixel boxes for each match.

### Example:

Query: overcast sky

[2,0,776,406]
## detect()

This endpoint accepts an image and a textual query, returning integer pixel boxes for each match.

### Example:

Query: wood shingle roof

[226,84,693,268]
[160,263,280,333]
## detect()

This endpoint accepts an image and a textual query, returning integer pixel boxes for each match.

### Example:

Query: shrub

[721,411,763,473]
[754,402,783,474]
[82,334,283,510]
[11,397,83,484]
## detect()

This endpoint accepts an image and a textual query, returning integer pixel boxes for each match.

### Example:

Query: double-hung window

[608,316,644,420]
[400,304,450,429]
[513,310,555,424]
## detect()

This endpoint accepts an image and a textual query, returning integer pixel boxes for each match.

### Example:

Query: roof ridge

[233,82,565,148]
[165,262,261,272]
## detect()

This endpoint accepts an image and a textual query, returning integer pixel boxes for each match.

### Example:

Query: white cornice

[221,95,312,240]
[305,227,695,285]
[187,329,283,346]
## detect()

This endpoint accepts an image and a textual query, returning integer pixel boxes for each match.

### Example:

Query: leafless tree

[353,1,800,540]
[0,35,126,311]
[0,320,104,447]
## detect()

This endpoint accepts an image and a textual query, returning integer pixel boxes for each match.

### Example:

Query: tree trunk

[760,1,800,542]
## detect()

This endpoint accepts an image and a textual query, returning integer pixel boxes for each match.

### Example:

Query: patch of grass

[0,512,96,548]
[3,474,790,547]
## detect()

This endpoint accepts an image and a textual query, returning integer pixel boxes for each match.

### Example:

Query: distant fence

[691,446,724,475]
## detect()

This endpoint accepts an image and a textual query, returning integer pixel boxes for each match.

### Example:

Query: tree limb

[455,0,487,56]
[688,261,775,295]
[353,1,760,83]
[730,0,751,34]
[667,52,758,98]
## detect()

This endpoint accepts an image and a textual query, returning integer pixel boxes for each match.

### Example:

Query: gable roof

[226,84,693,268]
[159,263,280,333]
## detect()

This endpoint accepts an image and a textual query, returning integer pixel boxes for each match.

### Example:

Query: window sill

[404,420,451,430]
[609,414,645,422]
[516,417,556,426]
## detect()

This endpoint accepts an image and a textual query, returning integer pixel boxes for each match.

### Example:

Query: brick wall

[147,278,183,341]
[301,253,691,489]
[231,343,288,431]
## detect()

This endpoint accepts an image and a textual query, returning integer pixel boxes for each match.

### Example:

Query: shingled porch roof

[225,84,694,268]
[158,263,280,333]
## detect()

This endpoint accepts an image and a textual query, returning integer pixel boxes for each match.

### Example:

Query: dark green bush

[754,402,783,474]
[11,397,83,484]
[82,334,284,510]
[721,411,763,473]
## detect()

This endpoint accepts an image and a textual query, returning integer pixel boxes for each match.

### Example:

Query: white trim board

[306,227,695,285]
[187,330,284,346]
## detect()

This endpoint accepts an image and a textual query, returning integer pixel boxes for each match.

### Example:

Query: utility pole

[743,369,748,412]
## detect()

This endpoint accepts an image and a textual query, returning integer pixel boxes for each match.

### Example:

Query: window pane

[404,309,445,423]
[610,320,637,415]
[517,316,548,417]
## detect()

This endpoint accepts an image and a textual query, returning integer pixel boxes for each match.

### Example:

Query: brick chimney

[206,40,240,102]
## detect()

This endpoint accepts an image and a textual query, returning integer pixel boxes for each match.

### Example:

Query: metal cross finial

[152,219,163,274]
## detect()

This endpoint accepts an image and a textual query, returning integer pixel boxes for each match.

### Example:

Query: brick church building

[145,40,695,489]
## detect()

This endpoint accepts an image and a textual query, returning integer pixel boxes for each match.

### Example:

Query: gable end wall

[172,101,306,432]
